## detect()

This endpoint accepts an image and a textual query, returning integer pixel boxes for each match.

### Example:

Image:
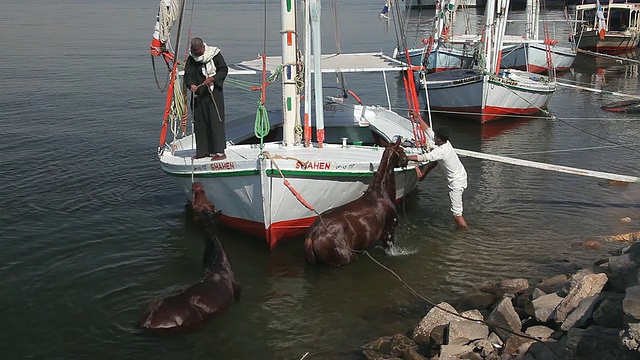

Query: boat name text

[295,161,331,170]
[210,162,236,171]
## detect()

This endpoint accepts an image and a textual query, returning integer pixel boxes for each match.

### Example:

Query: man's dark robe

[184,52,228,157]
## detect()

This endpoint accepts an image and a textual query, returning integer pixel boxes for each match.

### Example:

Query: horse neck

[370,149,397,199]
[201,213,225,268]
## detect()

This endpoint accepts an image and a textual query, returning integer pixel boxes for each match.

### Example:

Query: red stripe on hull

[430,105,547,123]
[219,214,316,249]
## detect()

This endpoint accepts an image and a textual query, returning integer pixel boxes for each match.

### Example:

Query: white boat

[154,0,424,248]
[500,42,576,73]
[573,0,640,53]
[499,0,576,73]
[423,0,556,123]
[393,0,476,72]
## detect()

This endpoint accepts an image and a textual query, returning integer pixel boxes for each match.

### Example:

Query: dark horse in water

[304,138,409,266]
[140,183,240,332]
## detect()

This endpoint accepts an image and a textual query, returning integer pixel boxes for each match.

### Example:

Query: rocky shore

[361,231,640,360]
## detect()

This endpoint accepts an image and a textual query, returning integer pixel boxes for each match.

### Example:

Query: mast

[309,0,325,148]
[281,0,300,146]
[304,0,312,147]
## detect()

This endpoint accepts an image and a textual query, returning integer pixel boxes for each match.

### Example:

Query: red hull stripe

[219,214,316,249]
[430,105,547,123]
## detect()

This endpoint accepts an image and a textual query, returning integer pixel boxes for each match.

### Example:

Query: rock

[363,336,393,354]
[439,344,476,359]
[593,293,625,328]
[473,338,498,357]
[503,336,535,357]
[447,315,489,346]
[607,231,640,242]
[532,288,546,300]
[403,348,429,360]
[412,302,459,347]
[362,349,402,360]
[563,326,627,360]
[430,324,447,347]
[498,278,530,296]
[457,290,496,312]
[561,295,602,331]
[555,273,608,323]
[620,217,632,223]
[535,274,568,294]
[524,325,555,340]
[531,292,563,323]
[620,321,640,352]
[608,252,640,292]
[390,333,418,357]
[624,286,640,320]
[487,297,523,342]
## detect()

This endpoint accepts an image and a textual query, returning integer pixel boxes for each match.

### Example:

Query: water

[1,1,639,359]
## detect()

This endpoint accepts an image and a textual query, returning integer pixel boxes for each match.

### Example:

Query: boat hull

[575,31,640,53]
[425,69,556,122]
[395,45,475,73]
[160,141,420,248]
[500,43,576,73]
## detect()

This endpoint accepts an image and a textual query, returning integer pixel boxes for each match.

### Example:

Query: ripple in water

[386,244,419,256]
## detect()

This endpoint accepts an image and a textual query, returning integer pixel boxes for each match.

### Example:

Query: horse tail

[304,237,317,264]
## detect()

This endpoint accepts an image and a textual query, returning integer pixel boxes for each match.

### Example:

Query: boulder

[555,273,608,323]
[412,302,459,347]
[531,292,563,323]
[487,297,523,342]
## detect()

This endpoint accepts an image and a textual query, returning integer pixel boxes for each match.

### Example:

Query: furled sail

[150,0,181,61]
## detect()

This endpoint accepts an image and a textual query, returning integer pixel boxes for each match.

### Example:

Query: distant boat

[393,0,476,72]
[500,0,576,73]
[423,0,557,122]
[573,0,640,53]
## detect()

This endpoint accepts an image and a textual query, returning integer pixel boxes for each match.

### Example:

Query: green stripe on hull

[164,168,412,179]
[163,169,260,178]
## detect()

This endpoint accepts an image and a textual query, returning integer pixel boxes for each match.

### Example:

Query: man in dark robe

[184,37,228,160]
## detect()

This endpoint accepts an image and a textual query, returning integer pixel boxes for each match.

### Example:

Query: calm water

[1,1,639,359]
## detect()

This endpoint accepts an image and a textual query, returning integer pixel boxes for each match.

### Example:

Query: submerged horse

[140,183,240,332]
[304,138,409,266]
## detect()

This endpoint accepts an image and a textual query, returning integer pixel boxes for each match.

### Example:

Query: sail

[150,0,181,61]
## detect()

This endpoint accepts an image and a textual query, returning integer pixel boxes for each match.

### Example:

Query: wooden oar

[455,149,640,183]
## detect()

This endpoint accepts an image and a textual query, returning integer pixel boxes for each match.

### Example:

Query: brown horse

[140,183,240,332]
[304,138,409,266]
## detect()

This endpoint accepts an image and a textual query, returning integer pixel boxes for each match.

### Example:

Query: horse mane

[368,141,403,199]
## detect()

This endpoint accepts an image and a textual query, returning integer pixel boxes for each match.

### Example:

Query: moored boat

[573,1,640,53]
[153,0,425,248]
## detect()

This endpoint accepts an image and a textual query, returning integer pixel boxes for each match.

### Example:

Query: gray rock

[403,348,429,360]
[620,321,640,352]
[535,274,568,294]
[564,326,626,360]
[458,290,496,312]
[608,252,640,293]
[447,316,489,346]
[531,292,563,323]
[624,286,640,320]
[561,295,601,331]
[439,344,476,359]
[593,293,625,328]
[499,278,530,296]
[362,349,402,360]
[532,288,546,300]
[363,336,393,354]
[555,273,608,323]
[487,297,524,342]
[525,325,555,340]
[412,302,459,347]
[390,333,418,357]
